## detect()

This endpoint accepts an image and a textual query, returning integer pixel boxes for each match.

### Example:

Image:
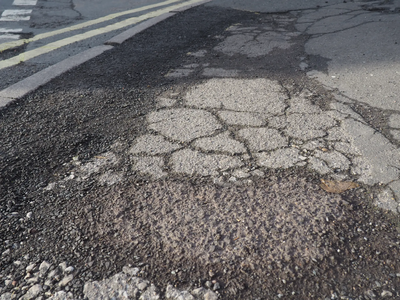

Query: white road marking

[0,28,23,33]
[0,0,205,70]
[13,0,38,5]
[0,9,32,21]
[0,34,20,40]
[0,0,183,52]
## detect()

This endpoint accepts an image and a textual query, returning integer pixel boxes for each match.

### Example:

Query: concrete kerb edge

[105,0,213,45]
[0,45,114,110]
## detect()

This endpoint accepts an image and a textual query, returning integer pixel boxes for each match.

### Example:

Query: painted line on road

[0,34,20,40]
[0,28,23,33]
[0,0,184,52]
[106,0,212,45]
[0,9,32,21]
[0,0,206,70]
[13,0,38,5]
[0,45,114,107]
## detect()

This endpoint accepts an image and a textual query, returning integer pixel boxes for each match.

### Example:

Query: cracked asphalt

[1,1,400,299]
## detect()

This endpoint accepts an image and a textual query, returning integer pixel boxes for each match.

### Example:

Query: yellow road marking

[0,0,203,70]
[0,0,183,52]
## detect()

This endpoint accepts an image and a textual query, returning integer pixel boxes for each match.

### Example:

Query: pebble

[205,281,212,288]
[139,284,159,300]
[64,267,74,274]
[212,282,220,291]
[39,261,51,277]
[381,290,393,298]
[122,266,140,276]
[1,249,10,257]
[58,262,67,273]
[21,284,42,300]
[26,264,36,273]
[26,212,32,219]
[58,275,74,287]
[364,290,376,299]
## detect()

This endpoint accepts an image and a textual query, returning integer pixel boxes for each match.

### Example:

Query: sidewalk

[1,1,400,300]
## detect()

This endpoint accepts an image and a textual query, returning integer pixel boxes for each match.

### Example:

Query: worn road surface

[1,1,400,299]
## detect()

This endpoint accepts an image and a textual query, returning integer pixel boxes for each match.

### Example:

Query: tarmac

[1,0,400,299]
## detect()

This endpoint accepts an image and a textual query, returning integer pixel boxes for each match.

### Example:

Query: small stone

[381,290,393,298]
[47,269,60,279]
[137,281,148,291]
[26,276,39,284]
[26,264,35,273]
[0,293,15,300]
[165,285,194,300]
[39,261,51,277]
[204,290,218,300]
[58,262,67,272]
[13,261,22,267]
[139,284,160,300]
[22,284,42,300]
[64,266,74,274]
[26,212,32,219]
[364,290,376,299]
[122,266,139,276]
[213,282,220,291]
[205,281,212,288]
[58,274,74,287]
[2,249,10,256]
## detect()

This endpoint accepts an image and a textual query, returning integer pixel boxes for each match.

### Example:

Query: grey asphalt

[1,0,400,299]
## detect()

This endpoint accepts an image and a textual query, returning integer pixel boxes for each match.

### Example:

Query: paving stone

[148,108,222,142]
[238,128,288,151]
[171,149,243,176]
[132,156,167,179]
[374,189,399,213]
[308,157,331,175]
[218,110,266,126]
[314,150,351,171]
[130,134,182,155]
[284,114,337,140]
[389,114,400,128]
[193,132,247,154]
[185,78,286,115]
[255,148,301,169]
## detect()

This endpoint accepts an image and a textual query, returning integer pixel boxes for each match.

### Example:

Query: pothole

[84,176,347,268]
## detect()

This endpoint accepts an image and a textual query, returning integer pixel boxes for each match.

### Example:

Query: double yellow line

[0,0,203,70]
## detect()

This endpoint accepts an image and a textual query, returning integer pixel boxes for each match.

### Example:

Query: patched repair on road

[1,1,400,300]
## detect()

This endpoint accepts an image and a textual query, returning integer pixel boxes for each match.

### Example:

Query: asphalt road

[1,1,400,300]
[0,0,200,91]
